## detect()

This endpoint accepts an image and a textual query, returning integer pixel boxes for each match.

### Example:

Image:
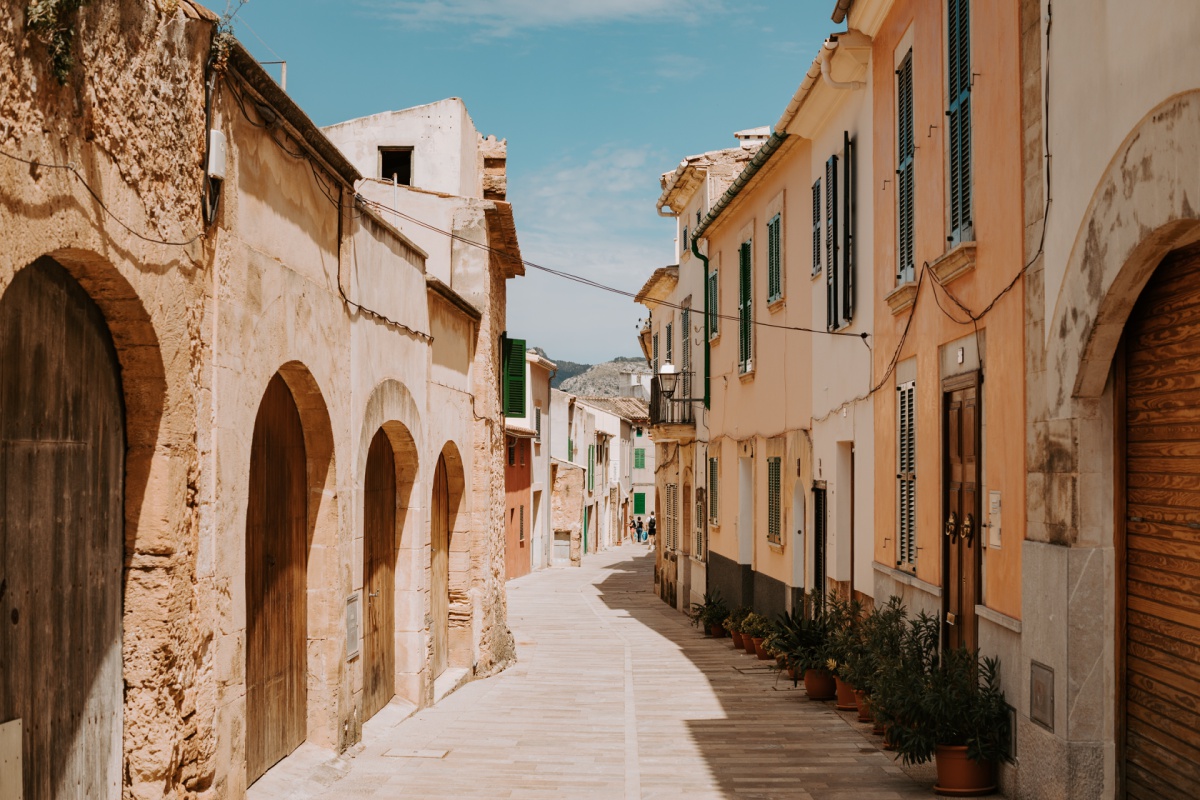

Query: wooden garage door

[363,429,396,721]
[1124,242,1200,799]
[0,258,124,799]
[245,374,308,785]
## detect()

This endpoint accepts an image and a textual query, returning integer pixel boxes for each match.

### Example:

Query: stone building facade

[0,1,519,797]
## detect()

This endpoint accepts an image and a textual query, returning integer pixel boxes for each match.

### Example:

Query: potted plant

[871,610,940,747]
[889,644,1010,796]
[723,606,750,650]
[825,592,865,711]
[846,597,907,724]
[742,612,773,660]
[689,591,729,638]
[783,592,835,700]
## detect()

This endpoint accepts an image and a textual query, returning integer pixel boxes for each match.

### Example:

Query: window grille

[767,457,782,545]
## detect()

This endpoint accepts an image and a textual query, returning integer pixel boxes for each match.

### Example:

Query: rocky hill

[559,357,650,397]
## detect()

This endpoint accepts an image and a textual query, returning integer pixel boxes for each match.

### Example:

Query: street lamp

[658,362,679,399]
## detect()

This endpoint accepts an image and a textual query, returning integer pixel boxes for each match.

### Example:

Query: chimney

[480,134,507,201]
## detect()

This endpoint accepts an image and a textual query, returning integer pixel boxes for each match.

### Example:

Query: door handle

[368,592,379,598]
[961,513,975,546]
[945,511,959,542]
[947,612,957,625]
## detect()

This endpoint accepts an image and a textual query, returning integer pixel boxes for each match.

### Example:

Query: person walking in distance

[647,512,656,547]
[635,517,644,543]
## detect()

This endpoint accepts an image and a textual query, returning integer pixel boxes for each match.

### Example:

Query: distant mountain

[532,348,648,395]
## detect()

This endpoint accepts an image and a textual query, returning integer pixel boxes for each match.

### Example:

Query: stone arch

[357,379,423,707]
[243,362,340,782]
[430,441,469,683]
[1049,91,1200,400]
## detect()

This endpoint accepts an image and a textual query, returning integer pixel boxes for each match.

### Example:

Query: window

[813,485,828,609]
[520,440,525,467]
[738,240,753,373]
[708,457,719,522]
[534,406,542,443]
[767,214,783,302]
[519,504,525,542]
[652,332,660,374]
[897,380,917,569]
[588,443,595,492]
[507,438,515,466]
[634,492,646,515]
[947,0,973,244]
[634,448,646,469]
[707,269,719,339]
[841,132,857,323]
[681,225,689,257]
[812,179,822,276]
[681,307,692,399]
[897,50,916,284]
[665,321,673,366]
[379,147,413,185]
[636,427,642,438]
[767,457,782,545]
[501,335,526,417]
[568,437,574,462]
[695,491,707,562]
[826,154,839,332]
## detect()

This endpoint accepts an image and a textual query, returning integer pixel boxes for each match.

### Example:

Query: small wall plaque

[346,593,361,661]
[1030,660,1054,732]
[989,491,1002,549]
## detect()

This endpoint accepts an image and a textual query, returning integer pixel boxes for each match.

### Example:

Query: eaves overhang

[634,265,679,308]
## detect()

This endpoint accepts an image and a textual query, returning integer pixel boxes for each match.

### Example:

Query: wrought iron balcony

[650,373,696,428]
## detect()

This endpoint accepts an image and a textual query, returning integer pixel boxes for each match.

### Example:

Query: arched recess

[431,442,467,681]
[244,363,338,785]
[356,380,422,706]
[0,255,155,799]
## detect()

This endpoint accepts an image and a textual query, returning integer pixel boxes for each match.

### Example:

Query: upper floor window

[811,179,822,276]
[896,50,916,285]
[947,0,973,244]
[379,147,413,185]
[826,134,858,331]
[707,269,719,340]
[681,225,689,257]
[767,214,783,303]
[738,240,753,374]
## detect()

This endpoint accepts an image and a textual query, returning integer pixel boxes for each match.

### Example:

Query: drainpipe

[820,37,865,91]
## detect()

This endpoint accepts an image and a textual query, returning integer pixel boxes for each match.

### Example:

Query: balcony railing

[650,374,696,427]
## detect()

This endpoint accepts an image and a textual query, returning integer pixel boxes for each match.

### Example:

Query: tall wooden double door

[363,431,396,719]
[1122,242,1200,798]
[245,375,308,784]
[944,374,981,652]
[0,258,125,799]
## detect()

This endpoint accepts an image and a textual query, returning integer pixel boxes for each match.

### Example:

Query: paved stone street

[252,544,967,799]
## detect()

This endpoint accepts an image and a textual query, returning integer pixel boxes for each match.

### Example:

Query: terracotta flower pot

[803,668,836,700]
[834,676,857,711]
[855,690,872,723]
[872,719,885,736]
[741,633,756,653]
[709,623,725,638]
[752,637,771,660]
[786,667,796,681]
[933,744,996,797]
[730,630,744,648]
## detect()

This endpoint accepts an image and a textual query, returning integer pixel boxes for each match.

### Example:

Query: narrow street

[252,544,952,800]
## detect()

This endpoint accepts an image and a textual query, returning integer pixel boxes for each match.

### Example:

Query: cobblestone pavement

[251,543,986,800]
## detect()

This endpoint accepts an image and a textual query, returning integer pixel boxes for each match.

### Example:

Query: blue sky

[202,0,837,363]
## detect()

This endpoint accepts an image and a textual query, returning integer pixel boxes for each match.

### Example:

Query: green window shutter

[634,492,646,515]
[826,154,839,332]
[568,437,574,461]
[738,240,752,372]
[680,308,691,398]
[634,448,645,469]
[767,214,782,302]
[707,270,719,338]
[501,336,526,417]
[665,321,673,365]
[843,132,856,323]
[947,0,972,243]
[588,444,595,492]
[768,457,781,544]
[708,457,718,522]
[897,50,916,284]
[652,332,659,374]
[811,179,822,276]
[897,380,917,568]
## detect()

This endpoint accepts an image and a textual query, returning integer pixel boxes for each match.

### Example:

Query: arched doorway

[245,374,308,783]
[0,258,124,799]
[1123,241,1200,797]
[363,430,396,719]
[431,455,451,680]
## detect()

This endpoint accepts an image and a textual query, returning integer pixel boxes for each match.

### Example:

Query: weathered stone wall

[551,464,585,566]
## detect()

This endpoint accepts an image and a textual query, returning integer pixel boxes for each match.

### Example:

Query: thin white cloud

[365,0,724,34]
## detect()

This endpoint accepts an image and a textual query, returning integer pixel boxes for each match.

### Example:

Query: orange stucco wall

[870,0,1025,619]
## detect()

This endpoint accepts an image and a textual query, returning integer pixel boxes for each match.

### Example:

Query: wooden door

[245,375,308,784]
[0,258,124,799]
[944,375,981,652]
[363,431,396,720]
[1123,243,1200,798]
[431,456,449,680]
